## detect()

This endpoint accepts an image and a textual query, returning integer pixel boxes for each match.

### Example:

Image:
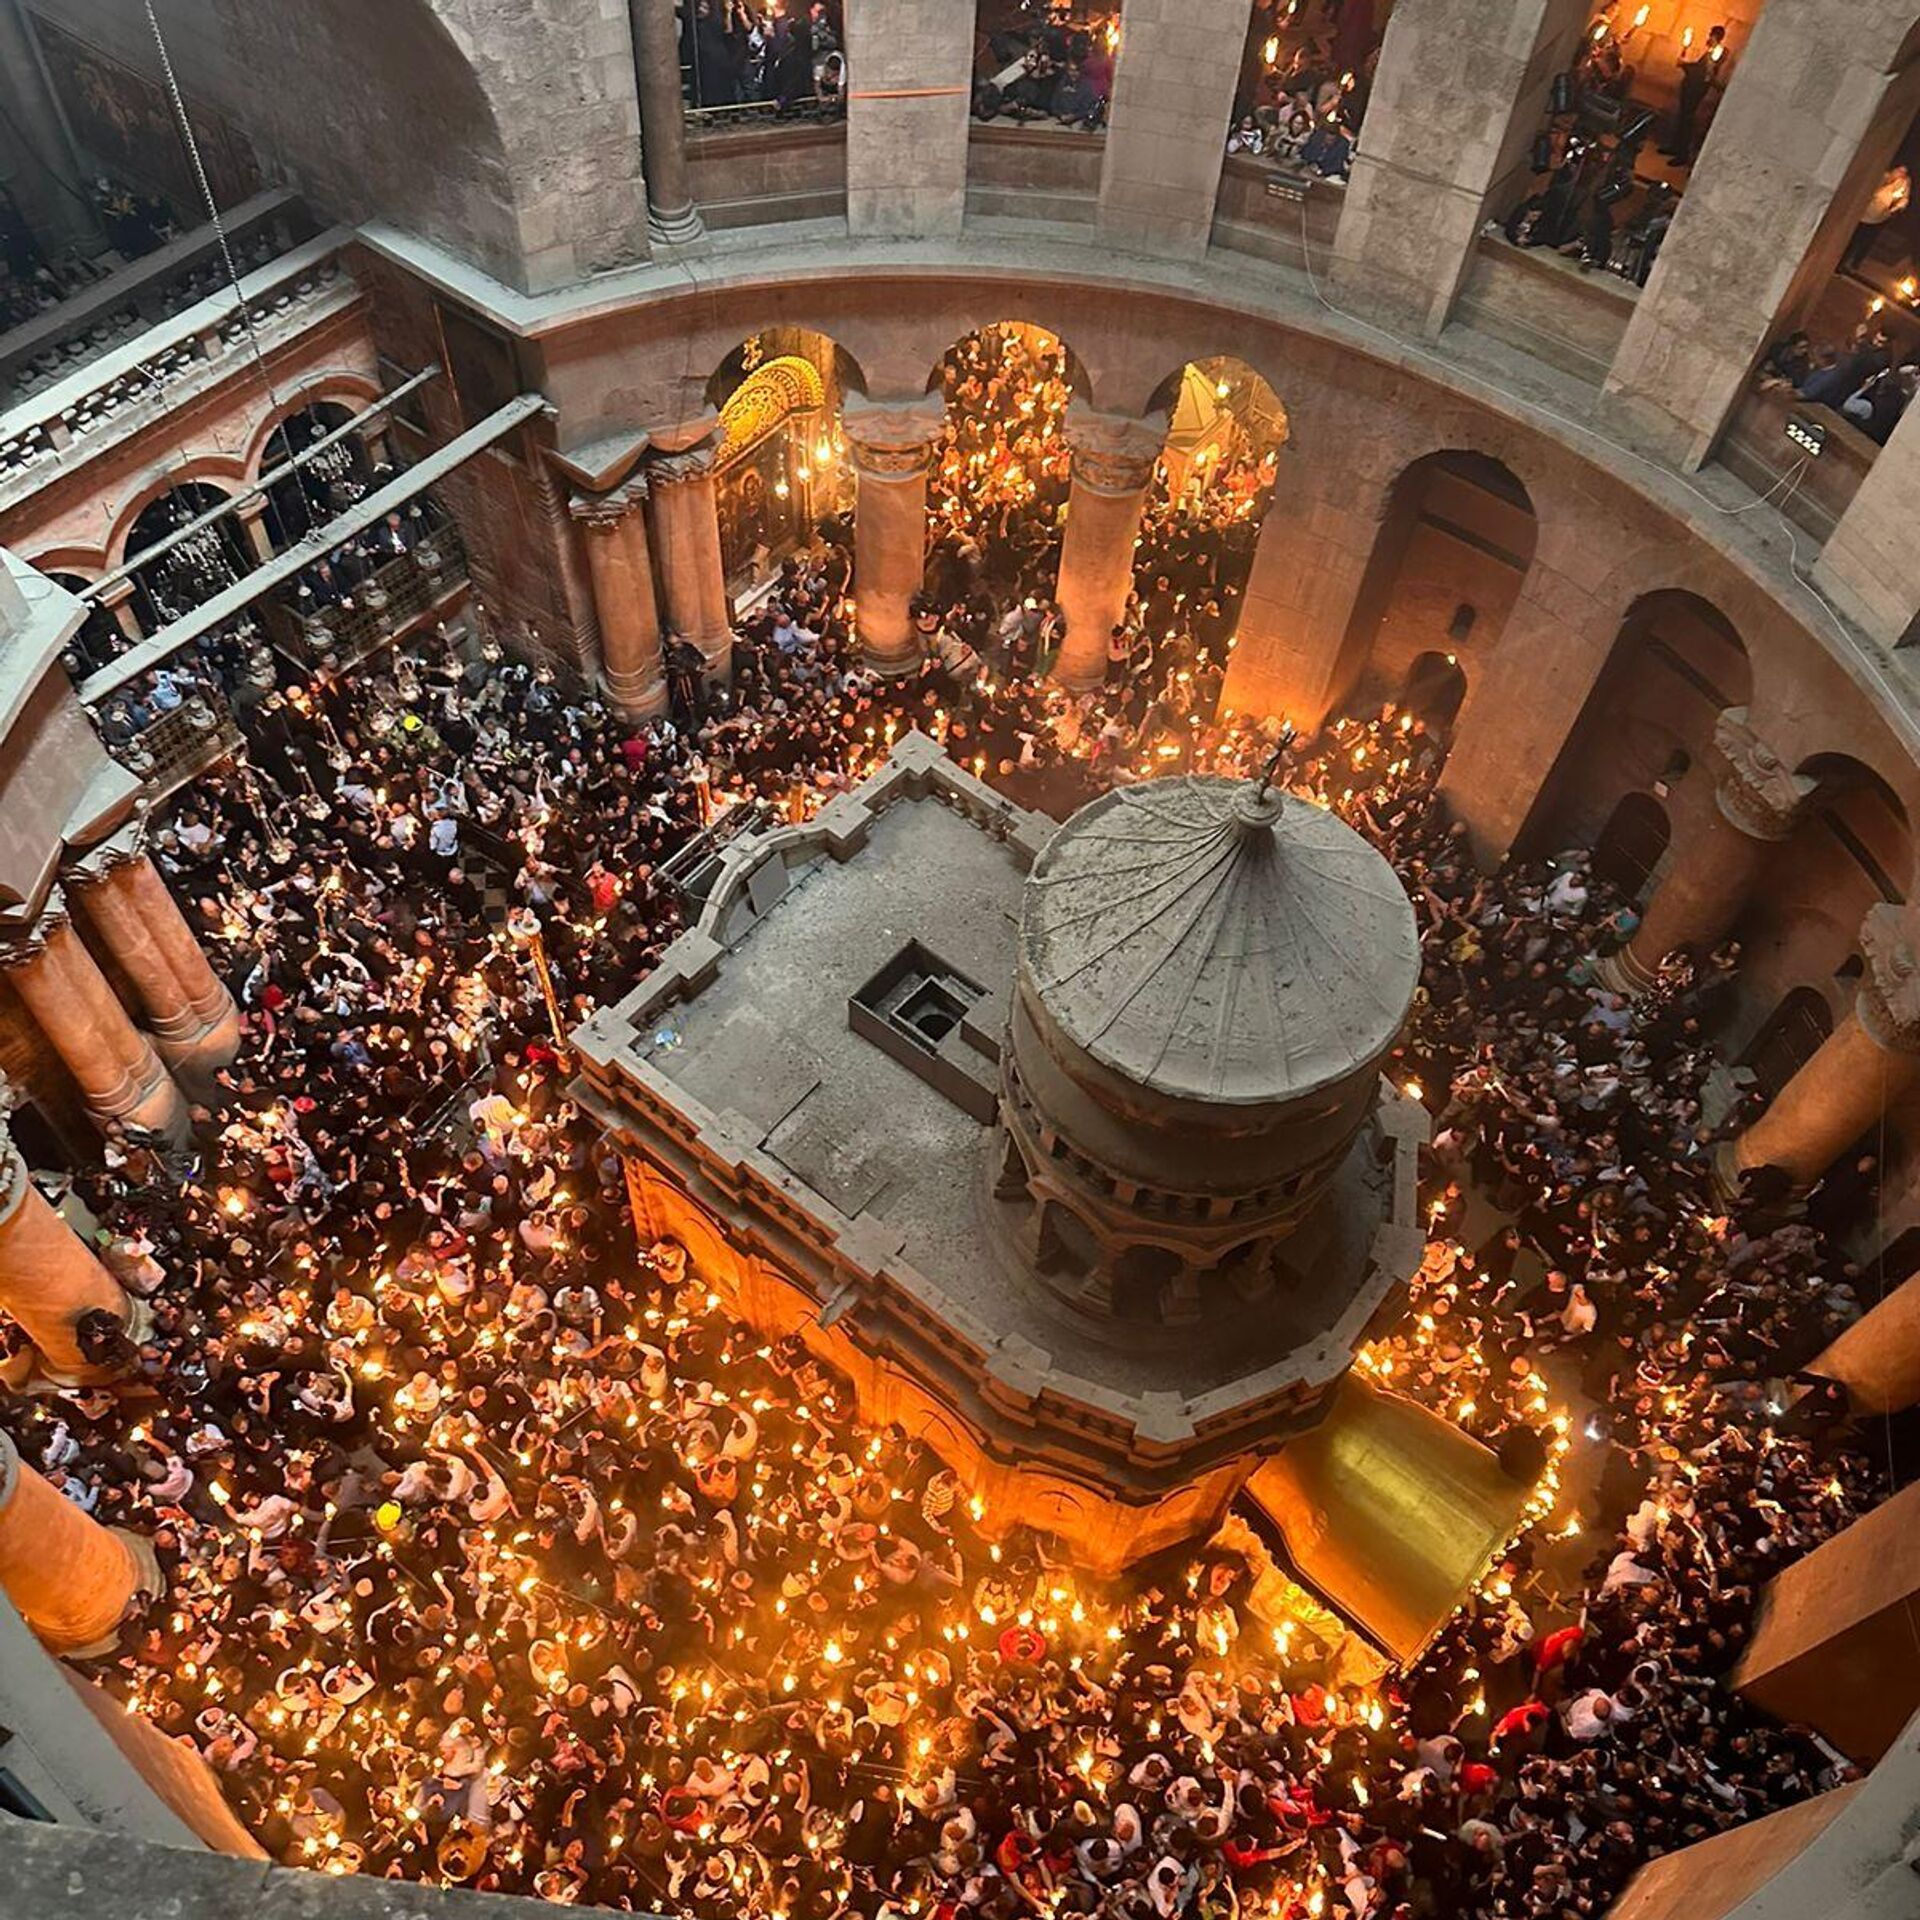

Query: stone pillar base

[603,668,670,720]
[1593,945,1659,997]
[649,202,707,248]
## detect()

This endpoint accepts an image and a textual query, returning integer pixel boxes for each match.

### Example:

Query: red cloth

[1533,1624,1585,1674]
[1491,1700,1549,1746]
[1456,1760,1499,1796]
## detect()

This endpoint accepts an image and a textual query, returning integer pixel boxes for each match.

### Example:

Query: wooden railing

[113,687,244,797]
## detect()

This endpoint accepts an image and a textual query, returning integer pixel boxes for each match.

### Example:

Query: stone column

[1052,407,1169,691]
[1602,4,1920,469]
[1731,1477,1920,1764]
[234,497,275,565]
[1436,579,1607,865]
[99,578,143,647]
[2,898,190,1150]
[1330,0,1591,333]
[648,424,734,679]
[354,415,394,475]
[1097,0,1251,259]
[1814,393,1920,651]
[0,1081,136,1379]
[1723,904,1920,1193]
[1599,710,1813,994]
[1220,472,1373,731]
[1808,1268,1920,1418]
[569,478,668,718]
[844,0,973,238]
[0,1426,161,1655]
[66,831,241,1088]
[842,395,944,677]
[629,0,705,245]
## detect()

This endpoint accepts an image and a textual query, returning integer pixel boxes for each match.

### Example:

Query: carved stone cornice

[1856,902,1920,1055]
[66,815,150,890]
[1713,709,1814,843]
[568,476,650,530]
[1064,405,1169,497]
[841,395,945,482]
[649,442,721,487]
[1,890,71,966]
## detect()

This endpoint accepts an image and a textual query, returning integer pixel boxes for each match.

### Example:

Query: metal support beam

[81,393,547,704]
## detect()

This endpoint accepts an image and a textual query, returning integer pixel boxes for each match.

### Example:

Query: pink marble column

[1723,904,1920,1193]
[842,395,945,677]
[2,898,190,1148]
[569,477,668,718]
[648,419,734,679]
[1601,710,1814,994]
[0,1426,161,1654]
[1052,406,1168,690]
[0,1083,136,1379]
[68,832,240,1089]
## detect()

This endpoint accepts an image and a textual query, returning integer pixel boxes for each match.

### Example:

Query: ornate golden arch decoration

[717,354,826,462]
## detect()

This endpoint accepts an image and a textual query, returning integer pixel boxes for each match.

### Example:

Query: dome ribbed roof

[1020,776,1419,1106]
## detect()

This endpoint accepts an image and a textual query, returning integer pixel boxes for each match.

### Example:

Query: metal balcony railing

[258,519,468,671]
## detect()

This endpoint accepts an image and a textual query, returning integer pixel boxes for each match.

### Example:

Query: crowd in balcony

[678,0,847,115]
[1224,0,1383,180]
[972,1,1120,133]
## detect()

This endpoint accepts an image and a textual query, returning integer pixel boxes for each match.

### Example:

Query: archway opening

[1229,0,1395,176]
[972,3,1120,134]
[260,403,369,554]
[1741,986,1835,1102]
[1519,588,1751,859]
[925,322,1084,608]
[46,571,131,680]
[1129,357,1290,689]
[1590,790,1672,901]
[679,0,847,122]
[1400,649,1469,741]
[125,481,252,630]
[707,329,861,599]
[1332,449,1538,723]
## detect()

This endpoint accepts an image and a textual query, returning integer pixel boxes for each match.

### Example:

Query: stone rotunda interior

[0,2,1917,1917]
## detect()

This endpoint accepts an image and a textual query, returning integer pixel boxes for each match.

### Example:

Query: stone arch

[1520,588,1754,860]
[107,463,248,571]
[221,0,644,297]
[1330,447,1539,715]
[241,375,385,482]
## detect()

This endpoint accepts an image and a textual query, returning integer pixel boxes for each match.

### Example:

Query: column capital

[1713,708,1814,842]
[2,893,71,963]
[1064,404,1169,496]
[1857,903,1920,1055]
[650,441,721,486]
[842,395,946,481]
[568,476,651,529]
[66,817,150,889]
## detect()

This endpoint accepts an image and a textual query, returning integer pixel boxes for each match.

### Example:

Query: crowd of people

[678,0,845,116]
[0,339,1892,1920]
[1761,316,1920,449]
[1225,0,1381,179]
[972,2,1119,133]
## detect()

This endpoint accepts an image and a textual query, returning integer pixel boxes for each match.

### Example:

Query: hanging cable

[139,0,323,542]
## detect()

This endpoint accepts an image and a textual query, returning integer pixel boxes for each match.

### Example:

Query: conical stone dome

[1019,777,1419,1112]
